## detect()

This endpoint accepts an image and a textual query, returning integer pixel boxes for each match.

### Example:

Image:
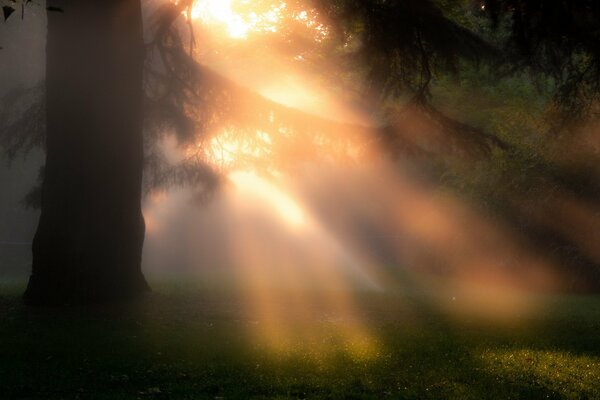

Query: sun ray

[187,0,287,39]
[230,170,307,228]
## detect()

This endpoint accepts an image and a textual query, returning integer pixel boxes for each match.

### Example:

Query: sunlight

[185,0,327,41]
[160,0,565,357]
[189,0,285,39]
[230,170,306,228]
[5,0,600,396]
[191,0,251,38]
[207,135,239,167]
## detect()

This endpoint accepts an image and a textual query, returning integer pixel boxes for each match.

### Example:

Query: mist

[1,0,598,311]
[0,4,44,279]
[1,1,600,398]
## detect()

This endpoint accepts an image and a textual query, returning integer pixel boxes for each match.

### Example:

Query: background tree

[2,0,599,303]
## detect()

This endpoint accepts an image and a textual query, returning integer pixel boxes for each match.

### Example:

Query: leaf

[46,6,64,13]
[3,6,15,21]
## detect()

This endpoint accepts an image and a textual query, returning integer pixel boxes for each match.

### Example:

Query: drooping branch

[144,0,506,188]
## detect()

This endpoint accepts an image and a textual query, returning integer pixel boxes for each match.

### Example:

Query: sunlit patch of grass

[1,278,600,399]
[481,349,600,399]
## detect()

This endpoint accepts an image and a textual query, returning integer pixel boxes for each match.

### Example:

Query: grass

[1,277,600,399]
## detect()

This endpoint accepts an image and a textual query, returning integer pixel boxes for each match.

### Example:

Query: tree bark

[24,0,150,304]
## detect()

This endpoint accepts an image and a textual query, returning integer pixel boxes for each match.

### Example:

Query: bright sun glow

[190,0,285,39]
[145,0,560,358]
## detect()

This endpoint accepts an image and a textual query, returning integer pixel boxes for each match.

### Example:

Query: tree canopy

[1,0,599,300]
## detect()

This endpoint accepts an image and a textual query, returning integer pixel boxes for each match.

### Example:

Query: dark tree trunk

[24,0,150,304]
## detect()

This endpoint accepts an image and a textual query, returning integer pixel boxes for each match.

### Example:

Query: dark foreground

[1,279,599,400]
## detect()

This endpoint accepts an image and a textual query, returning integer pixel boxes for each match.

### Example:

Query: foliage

[314,0,497,101]
[482,0,600,119]
[428,56,600,289]
[0,0,61,26]
[0,84,44,160]
[1,0,598,283]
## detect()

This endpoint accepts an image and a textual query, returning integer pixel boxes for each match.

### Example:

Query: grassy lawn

[1,278,599,400]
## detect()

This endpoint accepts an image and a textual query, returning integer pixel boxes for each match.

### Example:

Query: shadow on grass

[1,278,599,399]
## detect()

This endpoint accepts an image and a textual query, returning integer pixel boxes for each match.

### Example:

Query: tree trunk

[24,0,150,304]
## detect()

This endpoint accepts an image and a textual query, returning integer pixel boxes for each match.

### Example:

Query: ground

[1,277,599,400]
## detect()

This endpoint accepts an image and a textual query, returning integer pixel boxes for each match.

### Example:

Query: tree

[23,0,149,304]
[3,0,598,304]
[481,0,600,118]
[17,0,491,304]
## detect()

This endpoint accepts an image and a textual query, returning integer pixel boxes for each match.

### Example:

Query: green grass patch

[1,279,599,399]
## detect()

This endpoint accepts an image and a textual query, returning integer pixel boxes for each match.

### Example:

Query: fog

[1,1,598,322]
[2,3,599,398]
[0,5,45,278]
[135,0,568,326]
